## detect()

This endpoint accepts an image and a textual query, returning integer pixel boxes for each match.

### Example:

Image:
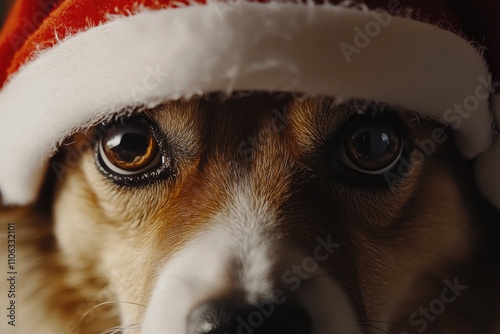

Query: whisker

[359,319,410,334]
[100,322,139,334]
[78,300,146,327]
[101,325,122,334]
[358,322,390,334]
[360,319,407,329]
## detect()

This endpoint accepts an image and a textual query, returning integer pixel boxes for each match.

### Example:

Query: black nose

[187,298,311,334]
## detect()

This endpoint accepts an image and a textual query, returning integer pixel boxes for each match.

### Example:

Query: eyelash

[94,116,175,187]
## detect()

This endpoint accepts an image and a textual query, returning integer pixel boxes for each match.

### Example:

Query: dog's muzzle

[141,191,362,334]
[187,297,311,334]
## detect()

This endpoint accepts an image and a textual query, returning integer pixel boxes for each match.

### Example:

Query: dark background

[1,0,14,28]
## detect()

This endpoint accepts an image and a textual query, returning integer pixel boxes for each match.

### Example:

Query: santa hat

[0,0,499,208]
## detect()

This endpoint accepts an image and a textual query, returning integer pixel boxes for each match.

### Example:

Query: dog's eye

[98,118,161,176]
[340,118,402,175]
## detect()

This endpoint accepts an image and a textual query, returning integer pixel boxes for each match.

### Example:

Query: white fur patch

[141,226,236,334]
[141,185,278,333]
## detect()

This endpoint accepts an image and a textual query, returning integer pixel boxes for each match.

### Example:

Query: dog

[1,93,499,334]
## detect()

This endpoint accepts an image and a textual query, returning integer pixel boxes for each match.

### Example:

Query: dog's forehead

[145,95,363,150]
[144,96,433,164]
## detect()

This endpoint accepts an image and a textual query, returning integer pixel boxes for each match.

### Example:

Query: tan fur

[1,94,499,334]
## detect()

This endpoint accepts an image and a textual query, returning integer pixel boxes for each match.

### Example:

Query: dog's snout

[187,298,311,334]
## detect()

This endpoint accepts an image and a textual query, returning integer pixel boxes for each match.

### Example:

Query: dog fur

[1,94,499,334]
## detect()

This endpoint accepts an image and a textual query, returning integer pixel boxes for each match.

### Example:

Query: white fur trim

[0,2,495,205]
[495,93,500,129]
[476,140,500,210]
[475,93,500,210]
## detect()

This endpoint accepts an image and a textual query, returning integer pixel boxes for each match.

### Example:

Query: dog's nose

[187,298,311,334]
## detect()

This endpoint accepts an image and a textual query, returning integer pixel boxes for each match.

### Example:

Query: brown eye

[98,118,161,176]
[341,119,403,174]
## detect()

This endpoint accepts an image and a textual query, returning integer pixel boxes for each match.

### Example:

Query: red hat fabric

[0,0,498,208]
[0,0,198,87]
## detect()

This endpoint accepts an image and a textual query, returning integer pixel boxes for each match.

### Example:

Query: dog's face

[51,94,487,334]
